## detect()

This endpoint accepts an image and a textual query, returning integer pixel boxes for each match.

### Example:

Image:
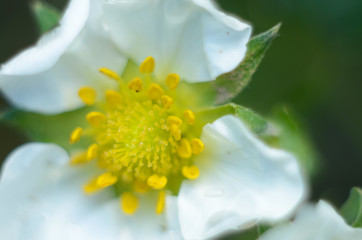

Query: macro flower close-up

[0,0,361,240]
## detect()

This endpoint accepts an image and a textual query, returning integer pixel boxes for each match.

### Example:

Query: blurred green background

[0,0,361,236]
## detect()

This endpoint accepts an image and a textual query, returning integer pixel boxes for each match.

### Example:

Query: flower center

[69,57,204,214]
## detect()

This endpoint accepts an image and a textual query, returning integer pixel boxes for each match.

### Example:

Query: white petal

[0,0,89,75]
[259,200,362,240]
[0,143,181,240]
[0,0,127,114]
[103,0,251,82]
[177,115,307,239]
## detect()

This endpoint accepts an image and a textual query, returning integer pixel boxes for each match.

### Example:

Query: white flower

[0,0,306,239]
[0,115,305,239]
[0,0,251,114]
[259,200,362,240]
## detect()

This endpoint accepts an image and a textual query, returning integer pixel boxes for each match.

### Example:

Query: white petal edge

[259,200,362,240]
[177,115,307,239]
[103,0,251,83]
[0,0,89,75]
[0,0,127,114]
[0,143,182,240]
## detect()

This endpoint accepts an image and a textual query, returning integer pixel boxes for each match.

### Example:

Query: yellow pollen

[167,116,182,127]
[78,87,96,105]
[147,83,164,99]
[128,77,143,92]
[70,127,83,144]
[86,112,106,127]
[177,138,192,159]
[184,109,196,125]
[166,73,180,89]
[147,174,168,189]
[70,151,87,165]
[156,190,166,214]
[86,144,99,161]
[182,165,200,180]
[121,192,139,215]
[105,90,122,106]
[191,138,204,155]
[161,95,173,109]
[84,172,118,194]
[99,67,121,81]
[170,125,181,141]
[139,56,155,74]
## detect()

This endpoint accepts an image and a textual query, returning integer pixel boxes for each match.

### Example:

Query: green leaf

[31,0,61,34]
[340,187,362,227]
[200,24,281,105]
[268,105,320,177]
[1,107,92,152]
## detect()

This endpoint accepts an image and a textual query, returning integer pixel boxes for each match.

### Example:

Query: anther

[184,109,195,125]
[99,68,121,81]
[147,174,167,189]
[182,166,200,180]
[161,95,173,109]
[70,127,83,144]
[70,151,87,165]
[190,138,204,155]
[133,180,149,193]
[86,144,99,161]
[128,77,143,92]
[156,190,166,214]
[167,116,182,127]
[166,73,180,89]
[84,172,118,194]
[170,125,181,141]
[78,87,96,105]
[105,90,122,106]
[139,56,155,74]
[86,112,106,127]
[121,192,139,215]
[177,139,192,159]
[147,84,164,100]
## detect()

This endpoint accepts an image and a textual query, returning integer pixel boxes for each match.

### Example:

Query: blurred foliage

[31,0,60,34]
[340,187,362,228]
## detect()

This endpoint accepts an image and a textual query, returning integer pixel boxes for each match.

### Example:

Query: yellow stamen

[99,68,120,81]
[147,83,164,100]
[128,77,143,92]
[139,56,155,74]
[190,138,204,155]
[70,151,87,165]
[78,87,96,105]
[121,192,139,215]
[161,95,173,109]
[133,180,149,193]
[166,73,180,89]
[147,174,167,189]
[170,125,181,141]
[86,112,106,127]
[177,138,192,159]
[70,127,83,144]
[86,144,99,161]
[156,190,166,214]
[105,90,122,106]
[182,165,200,180]
[184,109,196,125]
[167,116,182,127]
[84,172,118,194]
